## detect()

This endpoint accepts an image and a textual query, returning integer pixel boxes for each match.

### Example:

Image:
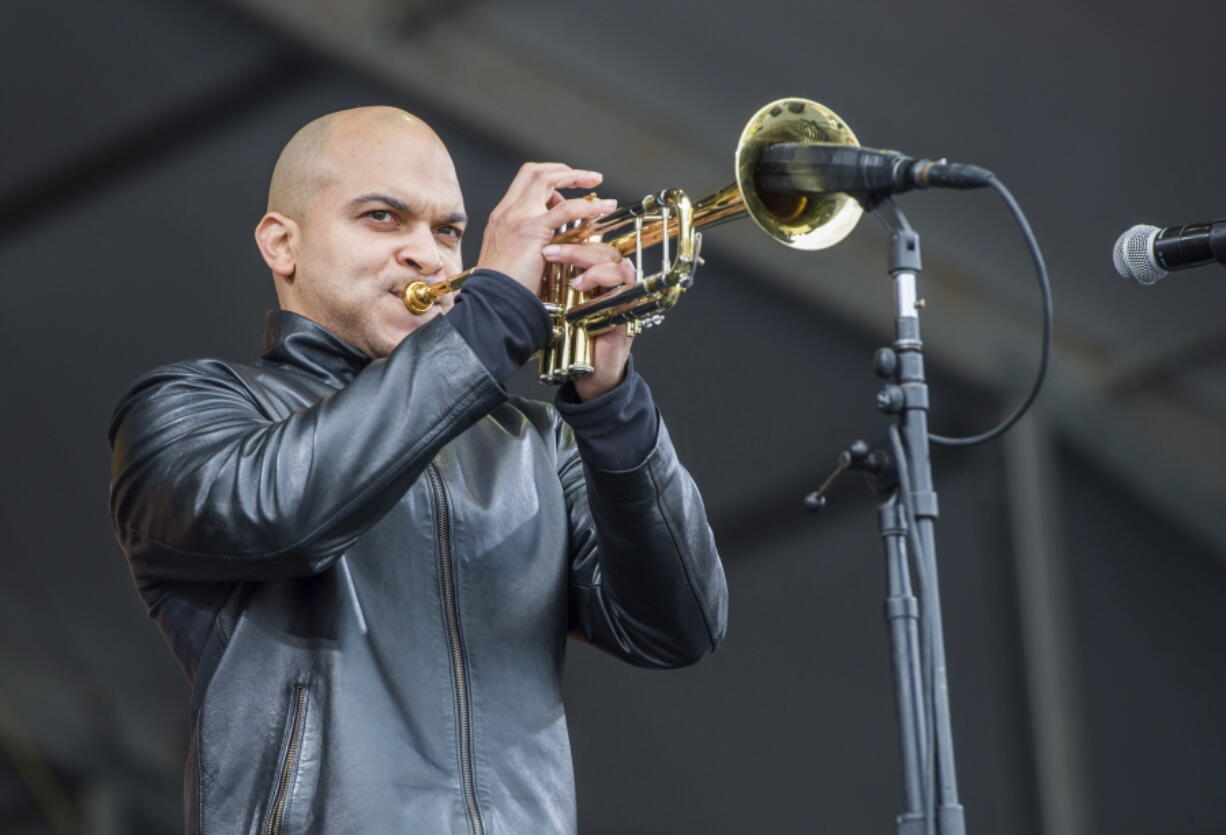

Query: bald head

[267,106,445,219]
[254,105,467,359]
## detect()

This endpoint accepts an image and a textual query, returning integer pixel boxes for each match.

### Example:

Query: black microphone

[1113,220,1226,285]
[755,143,994,207]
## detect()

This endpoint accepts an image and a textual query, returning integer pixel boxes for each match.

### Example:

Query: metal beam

[1004,413,1093,835]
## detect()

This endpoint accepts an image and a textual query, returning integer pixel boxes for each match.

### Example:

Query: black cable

[930,176,1053,446]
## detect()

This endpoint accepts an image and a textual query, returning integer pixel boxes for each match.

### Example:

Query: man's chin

[372,308,441,358]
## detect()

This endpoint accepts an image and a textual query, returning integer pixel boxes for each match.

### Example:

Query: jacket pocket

[264,683,313,835]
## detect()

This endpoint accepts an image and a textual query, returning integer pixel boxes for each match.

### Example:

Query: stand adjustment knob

[873,347,898,379]
[844,440,890,475]
[876,384,905,414]
[845,439,871,463]
[802,492,827,515]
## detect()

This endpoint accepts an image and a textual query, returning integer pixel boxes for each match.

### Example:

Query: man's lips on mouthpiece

[388,285,452,314]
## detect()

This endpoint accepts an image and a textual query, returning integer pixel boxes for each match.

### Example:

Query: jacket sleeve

[108,316,504,583]
[561,415,728,668]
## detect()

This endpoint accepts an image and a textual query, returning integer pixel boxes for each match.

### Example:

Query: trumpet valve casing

[538,238,596,384]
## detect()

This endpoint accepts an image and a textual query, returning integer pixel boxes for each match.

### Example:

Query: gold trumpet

[403,98,864,384]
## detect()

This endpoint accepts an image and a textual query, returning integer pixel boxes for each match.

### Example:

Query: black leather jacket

[108,310,727,834]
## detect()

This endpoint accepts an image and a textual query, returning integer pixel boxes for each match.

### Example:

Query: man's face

[288,121,467,359]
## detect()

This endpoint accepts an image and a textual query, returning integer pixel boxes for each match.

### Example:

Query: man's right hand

[476,163,618,295]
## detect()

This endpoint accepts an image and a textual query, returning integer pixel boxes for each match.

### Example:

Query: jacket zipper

[267,684,307,835]
[427,464,484,835]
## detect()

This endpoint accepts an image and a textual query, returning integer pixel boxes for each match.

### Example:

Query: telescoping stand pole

[879,489,929,835]
[806,171,1051,834]
[875,198,965,835]
[805,201,971,834]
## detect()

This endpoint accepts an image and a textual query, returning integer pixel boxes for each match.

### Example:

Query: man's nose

[396,226,445,277]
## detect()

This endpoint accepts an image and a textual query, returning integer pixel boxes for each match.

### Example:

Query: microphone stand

[806,199,966,835]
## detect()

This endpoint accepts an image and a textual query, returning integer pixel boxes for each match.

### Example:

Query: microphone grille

[1113,224,1166,285]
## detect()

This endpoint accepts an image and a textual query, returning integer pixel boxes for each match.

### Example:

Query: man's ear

[254,212,299,280]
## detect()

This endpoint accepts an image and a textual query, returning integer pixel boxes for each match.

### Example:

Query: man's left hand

[542,242,638,401]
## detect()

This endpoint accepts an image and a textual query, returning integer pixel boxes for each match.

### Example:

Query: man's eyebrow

[348,193,411,213]
[348,194,466,226]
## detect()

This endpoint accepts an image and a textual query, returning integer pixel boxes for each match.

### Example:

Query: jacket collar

[260,309,372,385]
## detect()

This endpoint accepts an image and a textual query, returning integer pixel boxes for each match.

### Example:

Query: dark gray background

[1,1,1223,833]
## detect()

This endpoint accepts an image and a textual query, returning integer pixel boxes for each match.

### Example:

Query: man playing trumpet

[108,105,726,834]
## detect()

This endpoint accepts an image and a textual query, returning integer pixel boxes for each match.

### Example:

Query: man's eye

[439,225,464,240]
[365,209,394,223]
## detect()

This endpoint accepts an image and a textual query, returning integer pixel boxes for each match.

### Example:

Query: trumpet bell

[736,98,863,251]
